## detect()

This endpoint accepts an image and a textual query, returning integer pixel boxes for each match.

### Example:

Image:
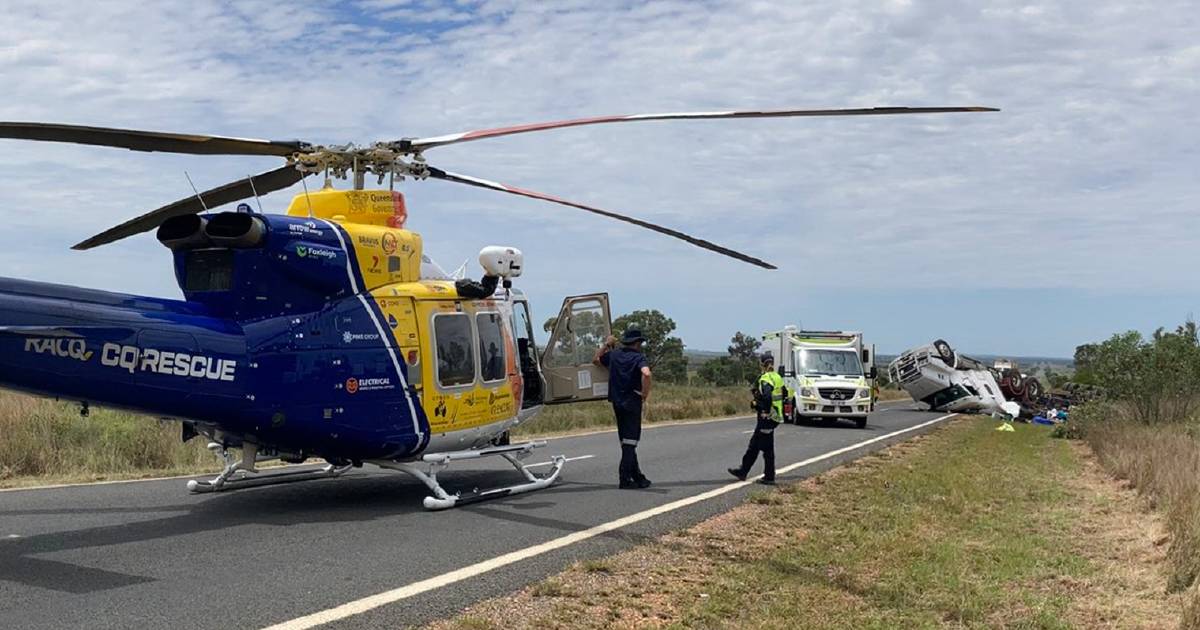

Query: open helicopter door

[541,293,612,404]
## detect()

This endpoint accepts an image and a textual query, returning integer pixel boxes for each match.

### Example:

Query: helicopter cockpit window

[434,313,476,388]
[476,312,507,383]
[184,250,234,292]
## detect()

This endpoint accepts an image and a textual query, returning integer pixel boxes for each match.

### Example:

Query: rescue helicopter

[0,105,995,509]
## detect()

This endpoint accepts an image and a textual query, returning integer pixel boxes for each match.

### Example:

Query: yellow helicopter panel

[415,297,518,435]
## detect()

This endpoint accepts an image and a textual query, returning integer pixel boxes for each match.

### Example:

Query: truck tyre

[855,416,868,429]
[1026,379,1043,401]
[933,339,955,366]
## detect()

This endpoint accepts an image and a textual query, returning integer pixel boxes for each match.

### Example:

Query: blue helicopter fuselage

[0,210,436,462]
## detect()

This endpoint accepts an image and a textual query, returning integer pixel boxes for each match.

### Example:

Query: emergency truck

[763,326,875,429]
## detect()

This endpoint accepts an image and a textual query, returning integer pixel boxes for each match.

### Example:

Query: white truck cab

[763,326,875,429]
[888,339,1019,417]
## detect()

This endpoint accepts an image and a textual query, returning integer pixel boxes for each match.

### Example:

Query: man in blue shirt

[594,329,653,489]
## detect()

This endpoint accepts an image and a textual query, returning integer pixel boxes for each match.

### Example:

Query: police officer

[728,353,786,485]
[594,329,653,489]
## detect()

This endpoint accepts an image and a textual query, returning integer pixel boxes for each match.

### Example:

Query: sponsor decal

[24,338,93,361]
[356,235,381,248]
[381,232,398,255]
[345,376,392,394]
[387,314,399,329]
[342,331,381,344]
[99,343,236,381]
[288,221,324,236]
[295,244,338,260]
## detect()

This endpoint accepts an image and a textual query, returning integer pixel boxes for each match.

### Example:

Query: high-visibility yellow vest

[758,370,785,422]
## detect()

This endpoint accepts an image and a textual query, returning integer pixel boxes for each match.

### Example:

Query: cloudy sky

[1,0,1197,357]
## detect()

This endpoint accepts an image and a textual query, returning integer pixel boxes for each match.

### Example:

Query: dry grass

[0,389,215,487]
[428,419,1181,629]
[514,385,748,437]
[875,387,913,402]
[1078,402,1200,627]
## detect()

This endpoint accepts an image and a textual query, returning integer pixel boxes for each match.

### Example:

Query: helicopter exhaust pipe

[157,215,211,250]
[205,213,266,248]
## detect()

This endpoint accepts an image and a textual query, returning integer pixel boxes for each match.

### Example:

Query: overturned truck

[888,340,1021,417]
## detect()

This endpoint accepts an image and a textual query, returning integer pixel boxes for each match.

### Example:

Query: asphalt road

[0,402,948,629]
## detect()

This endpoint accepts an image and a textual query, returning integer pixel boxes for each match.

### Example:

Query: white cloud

[0,0,1197,353]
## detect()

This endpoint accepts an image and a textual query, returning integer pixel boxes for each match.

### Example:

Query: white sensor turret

[478,246,523,279]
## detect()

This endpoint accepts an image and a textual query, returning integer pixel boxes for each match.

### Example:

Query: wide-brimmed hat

[621,329,646,345]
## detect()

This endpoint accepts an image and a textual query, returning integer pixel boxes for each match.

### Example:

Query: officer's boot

[618,445,638,489]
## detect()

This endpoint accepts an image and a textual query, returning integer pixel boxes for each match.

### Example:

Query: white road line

[261,413,955,630]
[524,455,595,469]
[4,534,20,539]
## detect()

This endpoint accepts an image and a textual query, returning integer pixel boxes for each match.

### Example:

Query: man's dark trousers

[613,397,645,482]
[738,416,776,481]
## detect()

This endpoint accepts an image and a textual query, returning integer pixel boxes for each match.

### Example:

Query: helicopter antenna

[300,175,315,218]
[246,174,265,214]
[183,171,208,211]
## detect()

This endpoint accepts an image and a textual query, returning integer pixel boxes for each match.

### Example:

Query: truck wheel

[933,339,955,365]
[855,417,868,429]
[1026,379,1043,401]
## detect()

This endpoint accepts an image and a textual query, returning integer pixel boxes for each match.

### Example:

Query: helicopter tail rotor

[426,166,777,270]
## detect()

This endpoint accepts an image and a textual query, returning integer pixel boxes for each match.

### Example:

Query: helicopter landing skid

[377,441,565,510]
[186,442,352,494]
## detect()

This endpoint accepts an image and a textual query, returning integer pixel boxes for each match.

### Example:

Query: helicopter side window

[476,312,507,383]
[433,312,476,388]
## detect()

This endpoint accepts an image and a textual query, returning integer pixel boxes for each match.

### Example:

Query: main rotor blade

[72,165,307,250]
[0,122,308,156]
[407,106,999,151]
[427,167,776,270]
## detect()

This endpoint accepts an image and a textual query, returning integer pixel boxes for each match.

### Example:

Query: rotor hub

[290,144,428,188]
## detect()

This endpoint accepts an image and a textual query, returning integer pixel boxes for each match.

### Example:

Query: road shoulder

[425,417,1181,629]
